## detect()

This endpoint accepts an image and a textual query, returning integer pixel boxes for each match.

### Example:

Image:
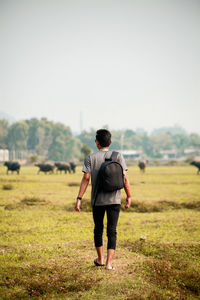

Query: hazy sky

[0,0,199,133]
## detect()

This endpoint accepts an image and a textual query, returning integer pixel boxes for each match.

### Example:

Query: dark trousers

[92,204,121,250]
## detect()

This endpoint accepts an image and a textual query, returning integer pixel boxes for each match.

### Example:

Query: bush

[28,153,38,163]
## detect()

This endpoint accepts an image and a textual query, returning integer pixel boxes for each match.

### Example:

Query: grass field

[0,164,200,299]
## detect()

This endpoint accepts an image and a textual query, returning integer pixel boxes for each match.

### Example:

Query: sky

[0,0,199,134]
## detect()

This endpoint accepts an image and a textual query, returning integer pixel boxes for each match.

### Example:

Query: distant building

[184,148,200,157]
[118,150,143,161]
[160,149,178,160]
[0,149,9,162]
[0,149,29,162]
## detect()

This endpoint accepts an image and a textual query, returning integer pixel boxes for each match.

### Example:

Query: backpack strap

[93,152,110,206]
[111,151,118,161]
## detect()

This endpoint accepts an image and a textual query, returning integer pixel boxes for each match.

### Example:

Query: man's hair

[96,129,111,147]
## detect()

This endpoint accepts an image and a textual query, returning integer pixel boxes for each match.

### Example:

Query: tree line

[78,127,200,158]
[0,118,200,161]
[0,118,81,161]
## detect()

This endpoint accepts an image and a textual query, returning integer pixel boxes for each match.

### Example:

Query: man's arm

[75,172,91,212]
[124,171,132,209]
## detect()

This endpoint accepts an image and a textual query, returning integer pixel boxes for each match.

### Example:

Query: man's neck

[99,147,109,151]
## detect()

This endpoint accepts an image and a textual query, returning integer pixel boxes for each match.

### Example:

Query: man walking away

[75,129,132,270]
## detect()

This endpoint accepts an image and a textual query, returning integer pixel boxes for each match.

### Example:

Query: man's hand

[75,199,81,212]
[75,173,90,213]
[125,197,131,209]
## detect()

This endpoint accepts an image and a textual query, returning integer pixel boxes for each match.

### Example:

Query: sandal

[94,259,104,267]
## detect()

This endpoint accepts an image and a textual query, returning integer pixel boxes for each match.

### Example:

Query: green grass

[0,165,200,299]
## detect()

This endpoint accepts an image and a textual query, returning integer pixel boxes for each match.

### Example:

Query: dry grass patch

[4,197,49,210]
[182,201,200,210]
[2,184,14,190]
[64,198,200,214]
[121,199,200,213]
[122,240,200,298]
[21,196,47,206]
[68,182,80,187]
[0,262,103,299]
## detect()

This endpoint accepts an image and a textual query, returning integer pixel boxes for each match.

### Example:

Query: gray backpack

[93,151,124,205]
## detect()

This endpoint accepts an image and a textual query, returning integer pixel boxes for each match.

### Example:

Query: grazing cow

[35,163,54,174]
[54,162,71,174]
[70,162,76,173]
[138,161,146,173]
[190,161,200,175]
[4,161,20,174]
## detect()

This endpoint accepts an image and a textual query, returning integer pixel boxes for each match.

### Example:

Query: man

[75,129,132,270]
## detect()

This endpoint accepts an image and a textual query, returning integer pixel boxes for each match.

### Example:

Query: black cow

[55,162,71,174]
[138,161,146,173]
[70,162,76,173]
[35,163,54,174]
[190,161,200,175]
[4,161,20,174]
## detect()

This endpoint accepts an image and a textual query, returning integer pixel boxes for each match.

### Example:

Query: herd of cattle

[3,161,76,174]
[2,160,200,175]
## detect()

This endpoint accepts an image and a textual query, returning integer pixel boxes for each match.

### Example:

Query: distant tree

[150,133,173,151]
[26,118,81,161]
[26,118,40,151]
[48,122,73,161]
[78,129,96,151]
[171,134,189,153]
[189,133,200,148]
[151,125,187,136]
[26,118,53,157]
[110,130,123,150]
[39,118,54,156]
[123,130,144,150]
[7,121,29,150]
[69,137,82,161]
[80,144,92,160]
[141,133,154,157]
[0,119,9,148]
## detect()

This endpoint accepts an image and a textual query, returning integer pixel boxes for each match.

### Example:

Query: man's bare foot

[106,265,115,270]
